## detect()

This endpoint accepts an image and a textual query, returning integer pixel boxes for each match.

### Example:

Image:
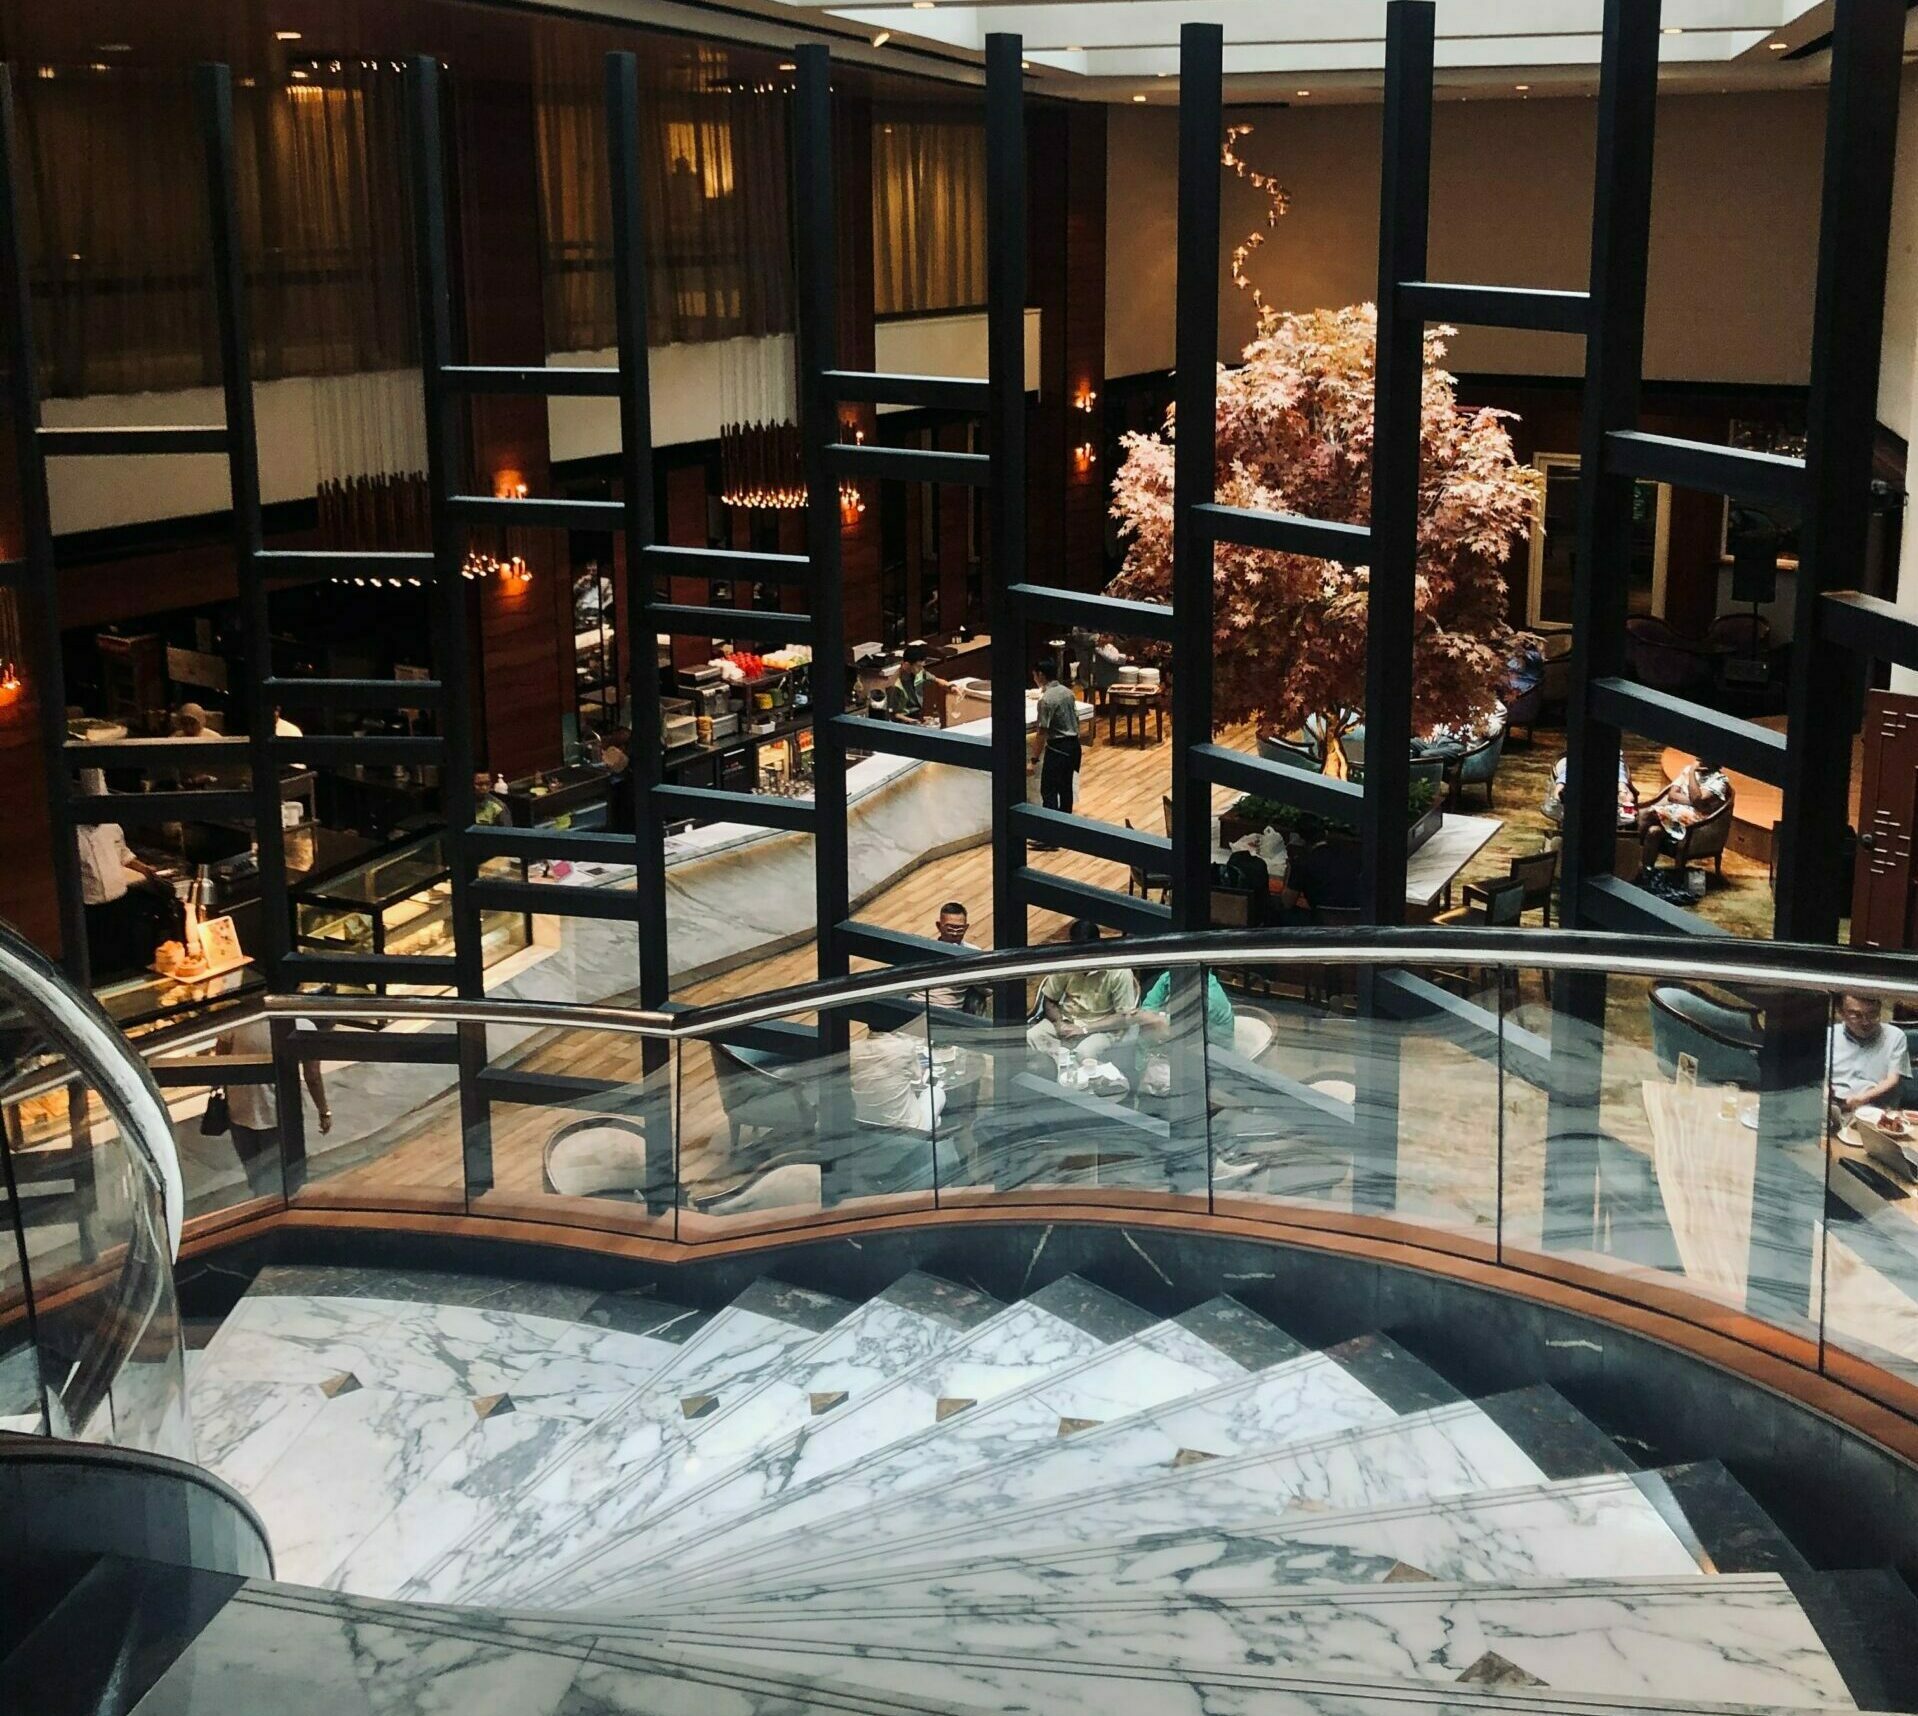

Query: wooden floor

[297,718,1769,1210]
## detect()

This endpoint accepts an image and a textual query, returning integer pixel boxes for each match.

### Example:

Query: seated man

[924,900,987,1016]
[850,1027,943,1134]
[1829,992,1911,1115]
[1544,753,1638,827]
[1026,918,1140,1064]
[1137,968,1235,1039]
[1636,756,1728,869]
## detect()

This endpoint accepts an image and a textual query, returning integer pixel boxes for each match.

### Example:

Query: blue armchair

[1649,984,1764,1088]
[1452,729,1506,810]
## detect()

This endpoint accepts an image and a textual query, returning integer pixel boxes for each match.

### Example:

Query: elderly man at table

[1026,919,1140,1063]
[851,1027,944,1134]
[1636,757,1728,871]
[1829,992,1912,1114]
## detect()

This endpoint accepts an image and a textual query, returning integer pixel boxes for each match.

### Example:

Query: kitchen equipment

[709,711,742,742]
[689,683,732,718]
[660,697,698,750]
[679,665,724,689]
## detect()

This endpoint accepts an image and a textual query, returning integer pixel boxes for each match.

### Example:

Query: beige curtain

[871,110,985,317]
[11,64,416,397]
[533,32,793,351]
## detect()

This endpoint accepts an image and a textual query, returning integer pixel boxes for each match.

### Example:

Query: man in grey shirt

[1029,656,1081,821]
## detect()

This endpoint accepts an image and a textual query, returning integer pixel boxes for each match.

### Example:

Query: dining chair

[1125,817,1171,901]
[1506,847,1559,925]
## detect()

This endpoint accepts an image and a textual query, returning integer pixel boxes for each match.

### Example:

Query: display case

[293,834,528,984]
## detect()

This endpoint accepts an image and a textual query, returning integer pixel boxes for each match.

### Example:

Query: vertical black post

[1561,0,1660,923]
[1361,0,1433,928]
[1169,22,1221,931]
[1547,0,1660,1246]
[793,46,850,1045]
[196,65,286,986]
[0,70,86,986]
[607,51,672,1206]
[1774,0,1907,943]
[985,33,1028,983]
[608,53,665,1011]
[407,56,489,1193]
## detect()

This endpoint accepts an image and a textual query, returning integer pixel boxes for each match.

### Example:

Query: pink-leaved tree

[1107,303,1541,773]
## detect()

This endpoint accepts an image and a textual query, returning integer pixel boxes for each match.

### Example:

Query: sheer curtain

[871,109,986,317]
[533,30,794,351]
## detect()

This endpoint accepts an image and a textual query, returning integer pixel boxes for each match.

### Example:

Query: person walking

[1028,656,1081,827]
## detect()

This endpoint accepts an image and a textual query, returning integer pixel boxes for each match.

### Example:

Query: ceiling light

[275,29,302,41]
[1769,39,1789,50]
[871,29,891,46]
[778,61,796,70]
[1132,93,1146,102]
[1157,71,1168,78]
[290,67,310,78]
[1514,83,1529,91]
[1663,25,1684,34]
[1021,59,1031,69]
[1296,88,1310,96]
[97,43,131,53]
[912,3,934,9]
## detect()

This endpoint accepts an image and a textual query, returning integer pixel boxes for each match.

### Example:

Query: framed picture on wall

[1527,453,1671,630]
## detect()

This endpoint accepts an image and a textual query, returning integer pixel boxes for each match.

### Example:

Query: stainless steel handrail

[0,921,183,1256]
[246,928,1918,1041]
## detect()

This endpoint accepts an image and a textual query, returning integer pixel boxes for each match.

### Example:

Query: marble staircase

[9,1260,1918,1715]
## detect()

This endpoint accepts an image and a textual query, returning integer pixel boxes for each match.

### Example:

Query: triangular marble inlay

[680,1393,720,1420]
[1457,1652,1547,1688]
[936,1397,975,1422]
[1383,1561,1437,1583]
[320,1371,361,1398]
[1057,1416,1101,1437]
[809,1391,848,1415]
[472,1393,515,1419]
[1280,1497,1334,1517]
[1171,1448,1218,1468]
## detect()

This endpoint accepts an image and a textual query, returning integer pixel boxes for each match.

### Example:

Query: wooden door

[1851,691,1918,949]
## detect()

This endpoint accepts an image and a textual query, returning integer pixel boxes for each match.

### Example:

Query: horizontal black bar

[1189,742,1366,822]
[1605,430,1806,507]
[467,879,641,921]
[269,733,444,766]
[1587,677,1787,785]
[828,443,991,486]
[439,363,622,398]
[264,677,443,710]
[823,369,991,411]
[837,921,973,966]
[652,784,818,832]
[464,826,638,866]
[1016,866,1172,934]
[1006,583,1176,642]
[1579,873,1727,937]
[280,951,458,986]
[694,1018,823,1059]
[445,495,625,530]
[1375,968,1552,1090]
[152,1055,276,1088]
[648,604,812,644]
[1398,281,1591,335]
[255,549,438,582]
[39,425,228,457]
[1011,804,1172,869]
[1194,503,1373,562]
[67,791,255,823]
[63,736,248,767]
[283,1030,462,1065]
[1822,591,1918,673]
[642,544,811,583]
[475,1067,646,1112]
[832,715,992,769]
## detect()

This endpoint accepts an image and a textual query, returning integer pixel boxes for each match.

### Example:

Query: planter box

[1219,790,1446,859]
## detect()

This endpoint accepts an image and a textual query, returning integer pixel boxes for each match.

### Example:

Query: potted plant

[1222,776,1445,856]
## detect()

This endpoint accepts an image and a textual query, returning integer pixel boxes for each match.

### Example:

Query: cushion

[544,1120,652,1198]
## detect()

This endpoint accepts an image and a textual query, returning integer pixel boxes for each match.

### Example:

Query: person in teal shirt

[1138,969,1235,1038]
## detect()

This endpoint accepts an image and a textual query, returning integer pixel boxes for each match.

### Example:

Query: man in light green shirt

[1027,919,1139,1062]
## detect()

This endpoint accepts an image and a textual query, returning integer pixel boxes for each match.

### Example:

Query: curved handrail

[0,921,183,1255]
[256,927,1918,1038]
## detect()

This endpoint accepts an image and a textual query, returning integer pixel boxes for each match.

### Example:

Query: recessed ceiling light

[1157,71,1168,78]
[1769,39,1789,50]
[912,4,934,10]
[871,29,891,46]
[1663,25,1684,34]
[1132,93,1146,102]
[1514,83,1529,91]
[1021,59,1031,69]
[275,30,302,41]
[778,61,796,70]
[1296,88,1310,96]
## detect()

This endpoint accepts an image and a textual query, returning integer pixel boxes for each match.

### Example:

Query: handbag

[201,1090,230,1137]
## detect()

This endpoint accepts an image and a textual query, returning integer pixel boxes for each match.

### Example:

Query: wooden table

[1104,691,1167,746]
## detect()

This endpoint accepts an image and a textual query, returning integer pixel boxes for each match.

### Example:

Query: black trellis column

[1360,0,1433,929]
[793,45,851,1046]
[1774,0,1908,944]
[406,56,490,1193]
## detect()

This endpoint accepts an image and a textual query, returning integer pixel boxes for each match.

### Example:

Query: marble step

[591,1631,1880,1716]
[531,1294,1312,1608]
[614,1574,1854,1709]
[453,1272,1003,1605]
[648,1384,1626,1602]
[635,1469,1722,1612]
[367,1276,853,1603]
[455,1273,1141,1609]
[587,1329,1428,1607]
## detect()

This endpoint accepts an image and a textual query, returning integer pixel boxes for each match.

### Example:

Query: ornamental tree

[1107,303,1540,768]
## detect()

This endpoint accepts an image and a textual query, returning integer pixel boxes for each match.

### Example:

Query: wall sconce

[494,471,530,501]
[0,661,20,695]
[1074,440,1096,474]
[1074,384,1098,414]
[839,420,867,522]
[504,554,532,586]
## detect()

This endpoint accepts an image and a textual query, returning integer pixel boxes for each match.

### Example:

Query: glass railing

[60,926,1918,1429]
[0,921,191,1458]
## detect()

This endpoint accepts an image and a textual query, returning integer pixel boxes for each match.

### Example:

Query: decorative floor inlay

[1171,1448,1217,1467]
[472,1393,515,1419]
[809,1391,848,1415]
[936,1398,975,1421]
[681,1393,720,1420]
[320,1372,361,1398]
[1457,1650,1547,1687]
[1057,1417,1101,1436]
